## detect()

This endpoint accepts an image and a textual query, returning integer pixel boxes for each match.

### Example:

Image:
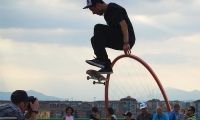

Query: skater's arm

[119,20,131,55]
[119,20,128,43]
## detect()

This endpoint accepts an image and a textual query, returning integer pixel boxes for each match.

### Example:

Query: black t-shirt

[137,113,153,120]
[104,3,135,40]
[90,114,99,120]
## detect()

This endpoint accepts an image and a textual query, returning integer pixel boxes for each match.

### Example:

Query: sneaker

[86,58,105,68]
[98,67,113,74]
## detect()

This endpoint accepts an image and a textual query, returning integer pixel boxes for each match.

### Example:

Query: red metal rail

[104,54,171,112]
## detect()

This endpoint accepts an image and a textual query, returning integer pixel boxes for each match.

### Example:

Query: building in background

[193,100,200,118]
[37,111,50,118]
[0,98,194,118]
[118,96,137,118]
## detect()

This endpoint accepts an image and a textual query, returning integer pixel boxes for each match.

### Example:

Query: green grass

[36,119,200,120]
[37,118,124,120]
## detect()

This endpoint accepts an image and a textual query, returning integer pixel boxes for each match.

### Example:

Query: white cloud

[0,0,200,101]
[132,33,200,56]
[0,38,106,100]
[0,31,200,100]
[0,28,83,38]
[0,28,91,45]
[130,13,180,33]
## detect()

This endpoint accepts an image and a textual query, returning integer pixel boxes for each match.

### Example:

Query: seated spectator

[106,107,117,120]
[153,106,169,120]
[186,106,196,120]
[90,107,100,120]
[62,106,74,120]
[106,114,111,120]
[169,103,180,120]
[123,112,135,120]
[137,103,153,120]
[0,90,39,120]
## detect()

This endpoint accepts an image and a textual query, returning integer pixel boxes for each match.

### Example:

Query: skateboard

[86,69,106,85]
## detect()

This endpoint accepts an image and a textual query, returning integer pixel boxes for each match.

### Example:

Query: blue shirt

[153,112,169,120]
[169,109,178,120]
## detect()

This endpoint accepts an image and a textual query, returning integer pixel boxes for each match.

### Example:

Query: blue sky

[0,0,199,101]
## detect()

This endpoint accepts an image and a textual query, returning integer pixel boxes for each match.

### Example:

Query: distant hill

[1,88,200,101]
[165,87,200,102]
[0,90,64,101]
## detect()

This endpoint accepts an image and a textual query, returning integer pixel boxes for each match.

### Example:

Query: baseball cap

[140,103,147,109]
[11,90,32,104]
[123,112,132,117]
[83,0,103,9]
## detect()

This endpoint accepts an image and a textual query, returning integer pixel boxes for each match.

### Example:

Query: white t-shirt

[66,116,74,120]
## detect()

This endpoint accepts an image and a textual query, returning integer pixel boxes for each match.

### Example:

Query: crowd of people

[62,106,118,120]
[132,103,196,120]
[0,90,197,120]
[61,102,197,120]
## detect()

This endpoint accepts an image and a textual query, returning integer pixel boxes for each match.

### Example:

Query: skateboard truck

[87,76,106,85]
[93,81,105,85]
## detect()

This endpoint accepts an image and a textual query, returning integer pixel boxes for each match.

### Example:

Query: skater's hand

[123,44,131,55]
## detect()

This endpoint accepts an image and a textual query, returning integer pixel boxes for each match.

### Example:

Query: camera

[27,96,36,110]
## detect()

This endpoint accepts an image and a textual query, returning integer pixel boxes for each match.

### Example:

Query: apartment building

[0,98,192,118]
[193,100,200,118]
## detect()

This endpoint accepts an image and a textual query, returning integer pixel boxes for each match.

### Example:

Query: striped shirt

[0,103,26,120]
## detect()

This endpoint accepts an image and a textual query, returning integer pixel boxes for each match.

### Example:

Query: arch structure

[104,54,171,112]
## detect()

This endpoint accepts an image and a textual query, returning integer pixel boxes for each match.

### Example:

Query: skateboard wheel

[87,76,90,80]
[93,81,96,85]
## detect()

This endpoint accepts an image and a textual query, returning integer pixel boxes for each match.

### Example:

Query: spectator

[0,90,39,120]
[186,106,196,120]
[153,106,169,120]
[123,112,135,120]
[106,115,111,120]
[137,103,153,120]
[106,107,117,120]
[90,107,100,120]
[169,103,180,120]
[62,107,74,120]
[179,109,186,120]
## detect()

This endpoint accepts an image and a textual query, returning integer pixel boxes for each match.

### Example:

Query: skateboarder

[83,0,136,74]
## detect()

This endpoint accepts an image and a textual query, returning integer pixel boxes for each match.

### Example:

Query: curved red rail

[104,54,171,112]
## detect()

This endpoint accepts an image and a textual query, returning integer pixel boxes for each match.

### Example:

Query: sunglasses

[187,109,191,111]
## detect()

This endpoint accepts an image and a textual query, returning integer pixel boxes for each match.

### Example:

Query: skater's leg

[92,24,123,73]
[91,24,125,58]
[87,23,131,72]
[86,24,109,68]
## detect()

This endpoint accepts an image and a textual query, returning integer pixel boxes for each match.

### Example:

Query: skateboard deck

[86,69,106,85]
